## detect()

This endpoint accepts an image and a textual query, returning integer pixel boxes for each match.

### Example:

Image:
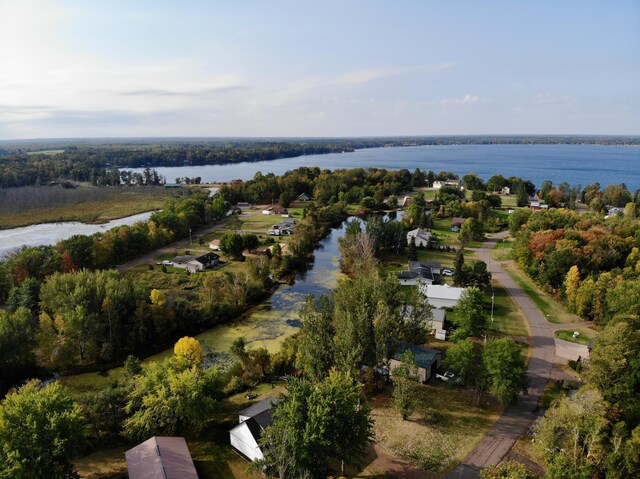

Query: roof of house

[423,284,466,301]
[397,262,434,281]
[407,228,432,240]
[194,252,220,263]
[173,255,196,264]
[409,261,440,270]
[125,436,198,479]
[239,397,277,419]
[391,340,441,370]
[451,217,465,226]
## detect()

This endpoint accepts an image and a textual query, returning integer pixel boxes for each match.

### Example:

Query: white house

[173,252,221,273]
[208,239,221,251]
[230,398,276,462]
[419,284,467,308]
[433,179,461,190]
[407,228,432,247]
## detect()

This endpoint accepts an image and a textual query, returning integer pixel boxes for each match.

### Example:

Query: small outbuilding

[388,341,443,383]
[230,397,277,462]
[125,436,199,479]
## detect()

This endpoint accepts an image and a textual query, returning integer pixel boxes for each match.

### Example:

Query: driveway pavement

[447,232,555,478]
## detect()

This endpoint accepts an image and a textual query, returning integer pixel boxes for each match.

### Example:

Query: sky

[0,0,639,139]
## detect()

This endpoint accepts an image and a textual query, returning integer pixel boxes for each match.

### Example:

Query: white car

[441,269,454,276]
[435,371,456,381]
[161,260,173,266]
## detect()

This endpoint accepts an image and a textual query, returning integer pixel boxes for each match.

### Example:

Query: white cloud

[440,94,484,105]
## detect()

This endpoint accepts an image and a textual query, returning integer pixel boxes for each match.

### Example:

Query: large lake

[127,144,640,191]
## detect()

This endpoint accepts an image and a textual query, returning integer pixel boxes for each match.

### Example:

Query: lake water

[126,144,640,191]
[0,211,155,257]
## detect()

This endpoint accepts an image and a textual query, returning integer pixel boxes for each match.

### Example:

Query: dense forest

[1,135,639,187]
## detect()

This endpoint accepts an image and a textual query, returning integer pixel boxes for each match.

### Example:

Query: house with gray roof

[125,436,199,479]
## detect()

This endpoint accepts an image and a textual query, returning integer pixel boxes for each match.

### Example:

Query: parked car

[435,371,457,382]
[161,260,173,266]
[441,268,454,276]
[244,393,258,400]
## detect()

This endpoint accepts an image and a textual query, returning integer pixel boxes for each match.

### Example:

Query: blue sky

[0,0,638,139]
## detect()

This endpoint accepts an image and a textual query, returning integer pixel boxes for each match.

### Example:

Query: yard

[554,328,596,346]
[490,238,514,261]
[367,384,502,476]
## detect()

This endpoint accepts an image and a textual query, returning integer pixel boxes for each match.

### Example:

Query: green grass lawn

[379,249,457,277]
[490,238,514,261]
[489,284,529,338]
[554,328,595,345]
[503,263,580,325]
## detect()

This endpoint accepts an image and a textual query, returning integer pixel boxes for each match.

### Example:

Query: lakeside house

[125,436,199,479]
[388,341,442,383]
[230,397,277,462]
[433,179,462,190]
[406,228,432,247]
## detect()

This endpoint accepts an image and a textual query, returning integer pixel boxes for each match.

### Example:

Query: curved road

[447,233,555,479]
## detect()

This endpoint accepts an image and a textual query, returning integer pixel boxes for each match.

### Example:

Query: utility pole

[189,228,192,244]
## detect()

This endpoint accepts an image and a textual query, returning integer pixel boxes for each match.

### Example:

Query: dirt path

[446,232,556,478]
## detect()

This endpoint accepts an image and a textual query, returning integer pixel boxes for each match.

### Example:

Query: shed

[388,341,442,383]
[125,436,199,479]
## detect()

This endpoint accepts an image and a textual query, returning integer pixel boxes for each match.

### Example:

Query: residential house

[173,252,221,273]
[397,261,436,286]
[419,284,466,308]
[388,341,442,383]
[406,228,432,247]
[236,202,252,210]
[229,397,277,462]
[433,179,462,190]
[208,239,221,251]
[297,192,311,201]
[125,436,199,479]
[500,186,511,195]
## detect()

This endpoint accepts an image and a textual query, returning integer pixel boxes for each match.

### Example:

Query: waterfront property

[125,436,199,479]
[229,397,277,462]
[389,341,442,383]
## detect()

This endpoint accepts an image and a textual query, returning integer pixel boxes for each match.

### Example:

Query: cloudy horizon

[1,0,638,140]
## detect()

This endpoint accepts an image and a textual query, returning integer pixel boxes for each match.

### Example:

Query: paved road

[447,233,555,479]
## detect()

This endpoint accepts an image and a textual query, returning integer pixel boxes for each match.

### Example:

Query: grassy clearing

[503,263,580,325]
[0,186,176,228]
[372,385,501,475]
[26,149,65,155]
[490,238,514,261]
[489,284,529,338]
[554,328,595,345]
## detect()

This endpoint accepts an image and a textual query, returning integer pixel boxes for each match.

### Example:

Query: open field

[0,186,178,228]
[26,149,65,155]
[503,263,581,325]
